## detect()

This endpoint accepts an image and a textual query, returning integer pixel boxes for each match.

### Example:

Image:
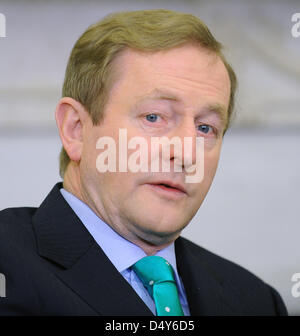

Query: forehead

[108,44,231,114]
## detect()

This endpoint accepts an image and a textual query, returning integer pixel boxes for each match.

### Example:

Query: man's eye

[197,124,213,134]
[145,114,160,122]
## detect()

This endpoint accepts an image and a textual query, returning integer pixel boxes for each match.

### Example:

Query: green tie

[132,256,184,316]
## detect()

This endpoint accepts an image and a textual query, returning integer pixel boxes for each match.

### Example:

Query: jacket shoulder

[0,207,38,252]
[178,236,288,315]
[0,206,37,224]
[0,206,37,235]
[0,207,42,314]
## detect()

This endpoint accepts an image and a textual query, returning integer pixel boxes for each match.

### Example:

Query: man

[0,9,287,315]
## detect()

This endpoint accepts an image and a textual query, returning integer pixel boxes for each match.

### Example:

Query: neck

[62,162,83,200]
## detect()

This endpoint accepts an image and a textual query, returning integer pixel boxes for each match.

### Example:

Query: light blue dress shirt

[60,188,190,316]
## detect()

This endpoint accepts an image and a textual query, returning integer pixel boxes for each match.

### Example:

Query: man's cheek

[204,150,221,176]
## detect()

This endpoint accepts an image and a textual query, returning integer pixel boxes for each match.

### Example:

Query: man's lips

[145,181,187,195]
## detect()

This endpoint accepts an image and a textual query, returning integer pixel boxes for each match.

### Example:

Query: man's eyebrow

[135,88,179,102]
[135,88,228,126]
[203,103,228,128]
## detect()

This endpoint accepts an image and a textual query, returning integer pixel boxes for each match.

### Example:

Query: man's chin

[135,222,184,247]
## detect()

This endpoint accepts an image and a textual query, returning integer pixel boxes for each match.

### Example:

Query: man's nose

[167,118,198,170]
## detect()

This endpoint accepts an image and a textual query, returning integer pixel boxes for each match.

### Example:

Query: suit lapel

[55,242,153,315]
[175,237,244,315]
[33,183,153,316]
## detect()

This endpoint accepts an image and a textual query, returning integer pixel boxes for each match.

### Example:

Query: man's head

[55,9,236,253]
[59,9,236,177]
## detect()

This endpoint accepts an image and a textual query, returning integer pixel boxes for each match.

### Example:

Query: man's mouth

[151,183,182,192]
[144,181,187,199]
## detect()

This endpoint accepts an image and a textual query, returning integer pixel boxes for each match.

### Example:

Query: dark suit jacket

[0,183,288,315]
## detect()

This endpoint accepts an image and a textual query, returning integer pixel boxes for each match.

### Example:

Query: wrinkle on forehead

[107,44,231,115]
[112,43,226,82]
[149,73,230,101]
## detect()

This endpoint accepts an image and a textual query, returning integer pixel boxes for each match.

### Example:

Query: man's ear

[55,97,88,163]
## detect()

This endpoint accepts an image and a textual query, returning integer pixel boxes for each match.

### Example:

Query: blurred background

[0,0,299,315]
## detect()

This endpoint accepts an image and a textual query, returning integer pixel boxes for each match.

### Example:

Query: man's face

[79,44,230,247]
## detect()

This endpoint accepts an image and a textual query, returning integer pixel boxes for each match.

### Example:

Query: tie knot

[132,256,175,289]
[132,256,184,316]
